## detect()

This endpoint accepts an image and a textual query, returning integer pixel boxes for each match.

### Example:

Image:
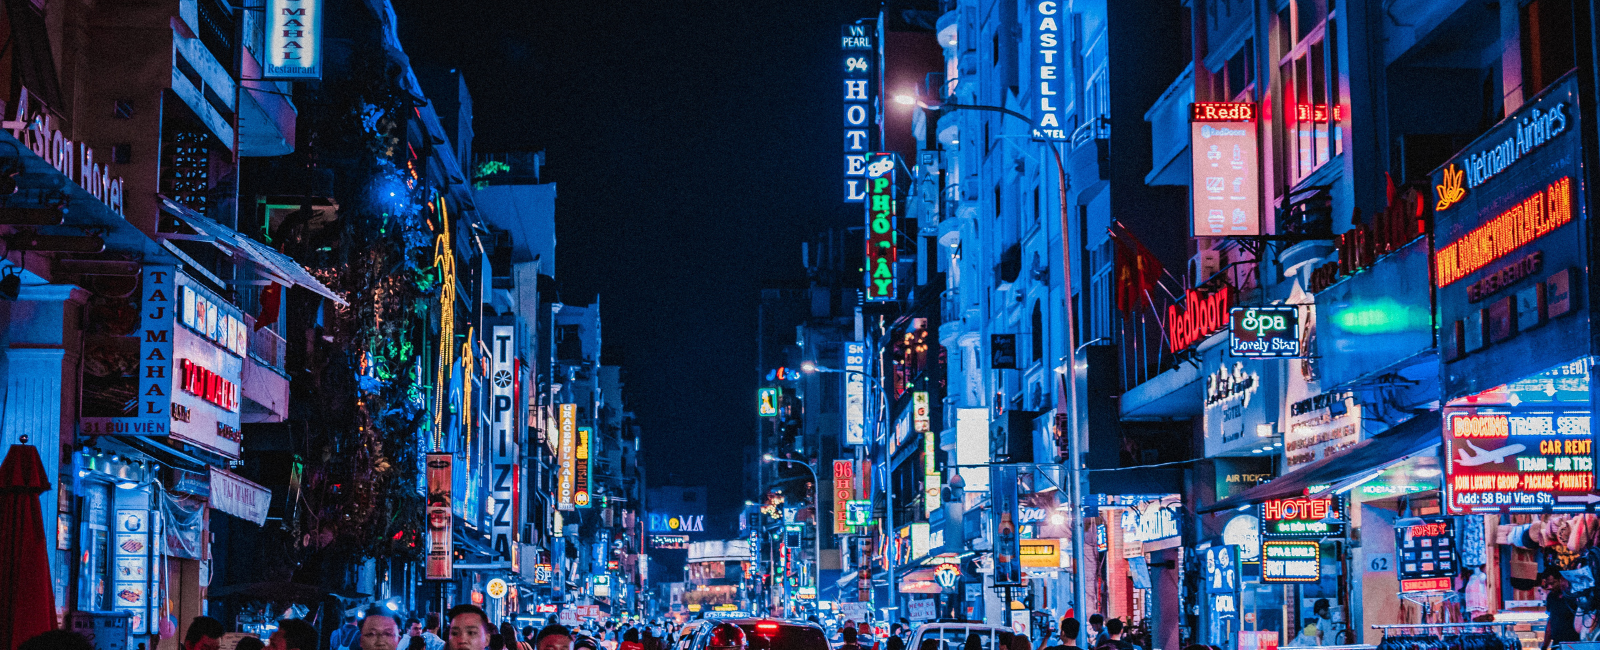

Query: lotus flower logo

[1436,164,1466,211]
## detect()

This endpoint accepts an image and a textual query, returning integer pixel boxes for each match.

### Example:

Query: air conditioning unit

[1189,250,1222,287]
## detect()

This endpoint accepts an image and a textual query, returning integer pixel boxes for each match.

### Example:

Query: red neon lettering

[1436,177,1573,286]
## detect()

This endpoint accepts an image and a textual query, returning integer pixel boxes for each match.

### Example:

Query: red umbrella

[0,444,56,650]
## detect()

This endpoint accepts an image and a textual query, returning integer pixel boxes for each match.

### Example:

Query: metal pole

[1050,141,1087,628]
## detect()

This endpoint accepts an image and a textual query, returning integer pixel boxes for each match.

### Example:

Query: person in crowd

[421,615,447,650]
[489,635,505,650]
[330,617,361,650]
[1009,634,1033,650]
[1045,617,1082,650]
[408,621,424,640]
[886,636,906,650]
[237,638,267,650]
[523,628,538,650]
[446,604,494,650]
[21,631,95,650]
[1094,619,1134,650]
[840,627,864,650]
[575,636,600,650]
[620,629,644,650]
[500,623,529,650]
[407,637,428,650]
[270,619,321,650]
[184,616,227,650]
[359,607,403,650]
[535,624,575,650]
[1544,571,1580,650]
[1311,599,1338,645]
[1088,616,1107,649]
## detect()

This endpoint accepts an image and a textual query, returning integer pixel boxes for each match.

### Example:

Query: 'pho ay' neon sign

[865,153,897,301]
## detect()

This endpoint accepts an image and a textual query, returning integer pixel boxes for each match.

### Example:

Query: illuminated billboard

[842,22,876,202]
[865,153,897,301]
[558,404,577,510]
[1190,103,1260,236]
[1029,0,1068,141]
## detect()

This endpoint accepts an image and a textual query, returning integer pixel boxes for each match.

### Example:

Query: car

[907,623,1012,650]
[678,618,831,650]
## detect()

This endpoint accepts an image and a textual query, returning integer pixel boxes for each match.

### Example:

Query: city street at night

[1,3,1598,650]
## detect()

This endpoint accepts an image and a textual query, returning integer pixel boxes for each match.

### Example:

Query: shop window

[1277,0,1342,185]
[1520,0,1575,98]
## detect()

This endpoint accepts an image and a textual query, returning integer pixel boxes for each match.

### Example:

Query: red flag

[1111,225,1163,313]
[254,282,283,331]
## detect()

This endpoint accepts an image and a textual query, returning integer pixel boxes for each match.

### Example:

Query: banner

[993,465,1022,585]
[426,453,453,579]
[844,342,867,446]
[208,467,270,525]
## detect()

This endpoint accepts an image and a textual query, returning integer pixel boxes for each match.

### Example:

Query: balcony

[1069,115,1110,182]
[237,0,297,155]
[1145,63,1194,187]
[241,313,290,423]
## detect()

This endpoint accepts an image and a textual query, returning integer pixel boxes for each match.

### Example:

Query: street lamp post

[894,93,1088,628]
[800,361,896,621]
[764,453,823,611]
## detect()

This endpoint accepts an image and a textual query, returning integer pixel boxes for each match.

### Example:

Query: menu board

[110,508,156,633]
[1444,407,1594,512]
[1396,517,1456,592]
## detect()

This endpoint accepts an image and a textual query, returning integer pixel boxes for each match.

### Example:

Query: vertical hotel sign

[865,153,897,301]
[489,326,517,560]
[842,21,876,202]
[1029,1,1068,140]
[83,266,175,436]
[833,460,856,535]
[557,404,577,510]
[844,342,867,446]
[426,453,453,579]
[1190,103,1260,236]
[264,0,323,79]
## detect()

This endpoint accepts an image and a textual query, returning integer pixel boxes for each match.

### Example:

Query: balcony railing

[247,318,288,369]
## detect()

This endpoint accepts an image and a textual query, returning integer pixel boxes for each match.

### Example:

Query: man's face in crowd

[187,636,222,650]
[449,614,493,650]
[410,623,425,637]
[538,634,574,650]
[362,617,401,650]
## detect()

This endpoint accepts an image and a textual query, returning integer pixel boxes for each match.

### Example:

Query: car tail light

[756,623,780,635]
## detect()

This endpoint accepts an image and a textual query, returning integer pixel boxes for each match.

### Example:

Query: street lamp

[764,453,822,612]
[893,91,1090,625]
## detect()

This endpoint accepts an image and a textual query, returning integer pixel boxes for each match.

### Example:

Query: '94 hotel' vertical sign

[843,21,877,202]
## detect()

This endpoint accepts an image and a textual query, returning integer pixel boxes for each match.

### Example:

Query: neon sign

[1168,286,1236,351]
[557,404,577,510]
[758,387,779,417]
[1261,540,1320,583]
[1396,516,1456,588]
[432,199,456,451]
[1445,408,1595,512]
[575,426,592,507]
[865,153,897,301]
[1229,307,1300,357]
[1029,1,1068,141]
[833,460,855,534]
[1436,176,1572,286]
[179,359,238,411]
[1261,497,1343,537]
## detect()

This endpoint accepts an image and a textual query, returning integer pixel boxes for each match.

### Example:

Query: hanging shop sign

[865,153,897,301]
[1221,514,1261,563]
[1169,286,1237,352]
[990,334,1018,369]
[833,460,856,534]
[1261,540,1321,583]
[82,266,176,437]
[1261,497,1344,537]
[1396,517,1456,591]
[1284,390,1361,471]
[1190,102,1260,237]
[913,391,931,432]
[557,404,577,510]
[1029,0,1068,141]
[842,21,877,202]
[1444,407,1594,512]
[844,342,867,445]
[1203,545,1241,596]
[209,467,270,526]
[992,465,1023,585]
[264,0,324,79]
[935,562,961,590]
[1204,355,1276,457]
[845,499,872,527]
[1433,74,1586,400]
[1020,538,1062,568]
[758,387,779,417]
[1316,239,1434,387]
[1216,457,1275,500]
[426,453,453,579]
[489,325,518,560]
[169,276,245,458]
[1230,307,1300,357]
[574,426,593,507]
[650,534,689,550]
[1121,495,1181,547]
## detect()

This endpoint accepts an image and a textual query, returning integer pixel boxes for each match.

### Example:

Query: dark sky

[391,0,877,512]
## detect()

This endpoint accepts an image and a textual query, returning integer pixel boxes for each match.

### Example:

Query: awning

[160,197,347,305]
[1200,412,1441,513]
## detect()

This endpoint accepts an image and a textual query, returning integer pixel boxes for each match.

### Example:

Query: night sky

[391,0,878,512]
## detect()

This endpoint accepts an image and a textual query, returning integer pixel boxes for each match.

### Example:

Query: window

[1278,0,1341,184]
[1211,39,1256,101]
[1031,302,1044,362]
[994,185,1003,219]
[1033,186,1042,225]
[1520,0,1575,98]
